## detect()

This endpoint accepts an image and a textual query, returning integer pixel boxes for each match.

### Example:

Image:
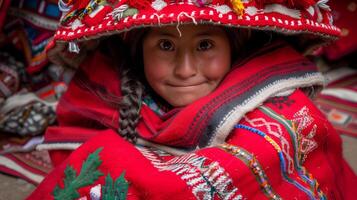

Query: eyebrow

[155,32,177,37]
[195,31,219,37]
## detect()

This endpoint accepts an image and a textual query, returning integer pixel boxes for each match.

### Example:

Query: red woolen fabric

[323,0,357,60]
[28,44,357,199]
[28,91,357,199]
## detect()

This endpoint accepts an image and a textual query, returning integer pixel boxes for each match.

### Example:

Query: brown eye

[197,40,213,51]
[159,40,174,51]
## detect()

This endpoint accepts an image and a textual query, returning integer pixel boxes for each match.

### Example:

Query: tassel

[68,42,80,53]
[316,0,330,11]
[230,0,245,16]
[58,0,72,12]
[111,4,129,20]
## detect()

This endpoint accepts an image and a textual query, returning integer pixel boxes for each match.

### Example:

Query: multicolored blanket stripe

[315,72,357,137]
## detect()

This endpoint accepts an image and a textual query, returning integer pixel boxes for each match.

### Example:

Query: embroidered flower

[151,0,167,11]
[111,4,139,21]
[111,4,129,21]
[214,5,232,14]
[309,0,329,23]
[58,0,72,13]
[316,0,330,11]
[70,19,83,30]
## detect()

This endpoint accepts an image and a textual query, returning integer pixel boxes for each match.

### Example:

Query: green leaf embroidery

[76,148,104,188]
[102,174,114,200]
[102,172,129,200]
[114,172,129,200]
[63,166,77,188]
[53,147,104,200]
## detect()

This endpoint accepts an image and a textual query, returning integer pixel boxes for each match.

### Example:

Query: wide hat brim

[47,1,341,68]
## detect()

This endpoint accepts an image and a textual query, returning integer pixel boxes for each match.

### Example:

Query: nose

[174,51,197,79]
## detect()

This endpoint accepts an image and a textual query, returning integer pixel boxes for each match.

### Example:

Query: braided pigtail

[118,67,143,143]
[101,33,146,143]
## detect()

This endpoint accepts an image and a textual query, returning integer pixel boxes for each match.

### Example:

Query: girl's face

[143,24,231,107]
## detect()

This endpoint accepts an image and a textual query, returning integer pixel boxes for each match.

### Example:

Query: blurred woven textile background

[0,0,74,188]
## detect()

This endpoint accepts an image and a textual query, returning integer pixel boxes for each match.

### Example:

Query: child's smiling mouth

[167,82,206,88]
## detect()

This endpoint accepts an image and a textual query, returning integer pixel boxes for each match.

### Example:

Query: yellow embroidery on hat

[230,0,244,16]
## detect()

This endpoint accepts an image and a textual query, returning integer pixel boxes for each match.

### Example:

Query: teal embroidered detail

[53,147,104,200]
[251,106,327,199]
[102,172,129,200]
[142,95,167,116]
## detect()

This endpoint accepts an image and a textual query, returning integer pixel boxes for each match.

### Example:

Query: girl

[29,0,356,199]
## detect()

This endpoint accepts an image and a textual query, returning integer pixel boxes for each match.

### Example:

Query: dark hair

[100,33,145,143]
[103,26,259,143]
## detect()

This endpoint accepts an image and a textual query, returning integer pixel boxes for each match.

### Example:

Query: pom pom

[230,0,245,16]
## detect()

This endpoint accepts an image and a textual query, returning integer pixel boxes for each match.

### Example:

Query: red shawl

[29,44,357,199]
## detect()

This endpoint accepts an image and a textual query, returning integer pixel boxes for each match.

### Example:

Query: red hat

[49,0,340,67]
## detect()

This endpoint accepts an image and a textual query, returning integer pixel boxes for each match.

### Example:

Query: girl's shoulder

[232,89,334,143]
[227,88,338,160]
[256,89,330,130]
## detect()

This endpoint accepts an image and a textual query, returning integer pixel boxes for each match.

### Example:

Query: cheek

[200,51,231,80]
[143,52,171,87]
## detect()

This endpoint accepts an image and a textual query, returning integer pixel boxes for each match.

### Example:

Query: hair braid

[117,67,143,143]
[100,35,145,143]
